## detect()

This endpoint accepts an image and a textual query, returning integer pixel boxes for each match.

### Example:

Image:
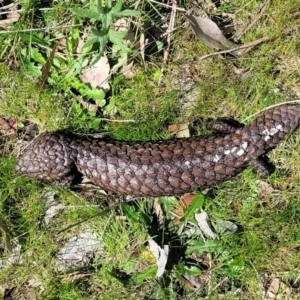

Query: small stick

[198,36,272,60]
[163,0,177,64]
[70,91,98,112]
[0,3,15,10]
[97,118,136,123]
[140,32,146,66]
[234,0,270,41]
[56,197,145,234]
[0,24,82,34]
[210,277,229,293]
[0,8,54,16]
[242,100,300,122]
[148,0,186,12]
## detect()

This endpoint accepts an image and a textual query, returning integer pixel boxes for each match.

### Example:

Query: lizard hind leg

[209,118,245,134]
[190,117,245,135]
[249,155,275,178]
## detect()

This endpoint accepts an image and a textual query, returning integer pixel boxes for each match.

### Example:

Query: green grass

[0,0,300,299]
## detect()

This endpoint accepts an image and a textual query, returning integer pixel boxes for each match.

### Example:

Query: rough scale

[15,105,300,196]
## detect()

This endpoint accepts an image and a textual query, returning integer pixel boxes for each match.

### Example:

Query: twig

[210,277,229,293]
[242,100,300,122]
[61,205,103,209]
[163,1,177,64]
[39,43,58,92]
[198,36,272,60]
[234,0,270,41]
[0,24,82,34]
[0,3,15,10]
[207,254,212,296]
[98,118,136,123]
[148,0,186,12]
[140,32,146,66]
[0,8,54,16]
[133,0,142,10]
[249,260,265,298]
[294,273,300,285]
[70,90,98,112]
[56,197,142,234]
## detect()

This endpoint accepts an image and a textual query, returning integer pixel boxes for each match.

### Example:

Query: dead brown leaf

[198,36,272,60]
[120,62,136,79]
[232,64,245,75]
[187,15,242,55]
[0,117,17,136]
[181,194,196,207]
[153,198,164,224]
[80,55,110,90]
[147,239,169,277]
[265,278,280,299]
[195,211,216,239]
[172,194,195,224]
[168,123,190,138]
[0,216,13,252]
[0,11,20,28]
[182,274,202,290]
[39,44,58,92]
[113,18,129,32]
[256,180,277,196]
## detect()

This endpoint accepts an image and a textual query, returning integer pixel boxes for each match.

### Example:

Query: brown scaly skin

[15,105,300,196]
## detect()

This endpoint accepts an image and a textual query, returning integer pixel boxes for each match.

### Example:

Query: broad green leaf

[175,261,185,273]
[82,88,105,100]
[19,32,49,47]
[159,196,178,219]
[185,239,223,255]
[184,265,202,276]
[121,259,137,272]
[96,0,104,14]
[152,70,163,80]
[106,0,112,9]
[213,220,238,234]
[71,26,79,40]
[223,255,245,277]
[65,58,89,81]
[66,38,73,53]
[97,99,106,107]
[112,0,123,13]
[21,61,41,78]
[181,194,205,222]
[31,48,46,64]
[98,35,109,57]
[102,9,111,30]
[155,41,164,52]
[129,266,157,285]
[108,28,127,51]
[293,229,300,241]
[121,203,140,223]
[83,35,101,50]
[149,284,177,300]
[71,8,100,20]
[110,50,128,73]
[91,28,109,37]
[104,95,115,114]
[112,10,141,17]
[52,57,61,68]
